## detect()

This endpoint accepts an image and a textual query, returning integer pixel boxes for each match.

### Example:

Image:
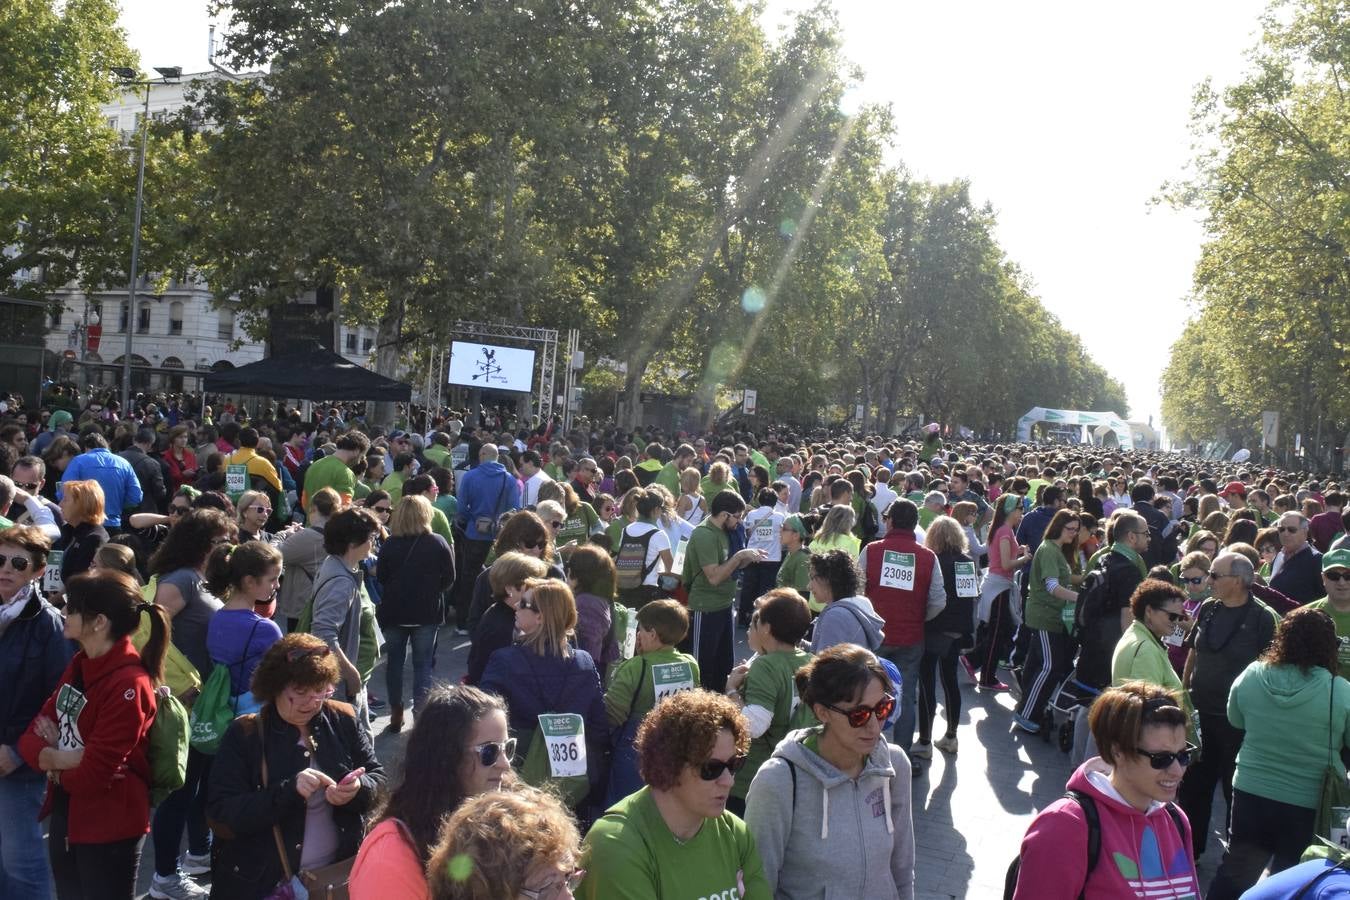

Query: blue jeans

[879,643,924,752]
[383,624,439,712]
[0,773,53,899]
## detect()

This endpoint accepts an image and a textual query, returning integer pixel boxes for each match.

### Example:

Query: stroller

[1043,668,1100,759]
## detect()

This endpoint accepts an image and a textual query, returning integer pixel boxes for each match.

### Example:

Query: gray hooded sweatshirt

[811,595,886,655]
[744,726,915,900]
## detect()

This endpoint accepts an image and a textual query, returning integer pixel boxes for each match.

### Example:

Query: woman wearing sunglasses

[1110,580,1197,745]
[579,689,770,899]
[1011,681,1200,899]
[744,644,913,899]
[234,489,275,545]
[206,633,385,900]
[351,686,514,900]
[464,511,560,635]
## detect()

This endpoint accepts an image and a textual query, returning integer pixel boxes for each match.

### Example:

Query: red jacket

[862,530,937,647]
[18,636,157,844]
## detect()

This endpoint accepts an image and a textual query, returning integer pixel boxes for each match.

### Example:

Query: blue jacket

[480,644,609,790]
[0,585,74,777]
[1271,543,1324,605]
[59,447,143,527]
[456,460,520,541]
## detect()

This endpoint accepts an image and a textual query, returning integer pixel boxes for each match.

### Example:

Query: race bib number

[623,614,638,660]
[43,550,64,594]
[651,662,695,702]
[880,551,916,591]
[954,561,978,598]
[538,713,586,778]
[1163,624,1185,648]
[1337,636,1350,672]
[225,464,248,496]
[754,520,775,541]
[55,682,87,751]
[672,537,689,573]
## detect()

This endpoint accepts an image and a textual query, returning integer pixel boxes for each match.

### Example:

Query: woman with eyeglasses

[1010,681,1200,899]
[744,644,912,899]
[206,633,385,900]
[1111,580,1197,741]
[350,686,514,900]
[580,689,769,899]
[1013,509,1083,734]
[427,785,582,900]
[1206,606,1350,899]
[145,507,235,897]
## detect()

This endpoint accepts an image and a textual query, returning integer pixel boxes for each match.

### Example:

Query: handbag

[1314,677,1350,840]
[259,716,357,900]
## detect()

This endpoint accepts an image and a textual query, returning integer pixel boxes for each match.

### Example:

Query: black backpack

[1071,563,1112,639]
[1003,789,1184,900]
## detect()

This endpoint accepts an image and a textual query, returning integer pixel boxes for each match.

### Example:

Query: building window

[49,306,62,329]
[363,337,373,353]
[169,301,183,335]
[345,332,357,352]
[106,116,120,131]
[217,309,233,340]
[137,303,151,334]
[119,302,129,332]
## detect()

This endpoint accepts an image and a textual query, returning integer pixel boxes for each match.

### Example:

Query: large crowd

[0,388,1347,899]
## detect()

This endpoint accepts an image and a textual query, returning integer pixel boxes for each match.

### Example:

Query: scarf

[1110,541,1147,578]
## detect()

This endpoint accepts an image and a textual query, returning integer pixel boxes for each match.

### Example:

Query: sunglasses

[823,694,897,728]
[524,540,547,550]
[1135,743,1197,770]
[1156,609,1186,623]
[549,521,563,530]
[1181,576,1206,586]
[168,505,190,516]
[373,506,391,514]
[0,553,32,572]
[471,738,517,768]
[698,754,749,781]
[249,505,272,515]
[13,482,38,493]
[1327,572,1350,583]
[517,598,539,612]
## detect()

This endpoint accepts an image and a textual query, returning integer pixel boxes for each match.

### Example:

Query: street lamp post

[111,65,180,414]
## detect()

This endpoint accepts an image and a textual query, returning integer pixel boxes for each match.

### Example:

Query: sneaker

[934,735,959,754]
[367,694,388,711]
[454,627,471,636]
[977,680,1011,693]
[150,872,211,900]
[180,851,212,876]
[958,656,977,680]
[909,740,932,759]
[1011,713,1041,735]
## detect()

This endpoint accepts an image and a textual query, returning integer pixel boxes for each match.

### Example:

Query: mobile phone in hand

[338,767,365,786]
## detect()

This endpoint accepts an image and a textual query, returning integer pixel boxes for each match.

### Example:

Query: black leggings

[972,590,1013,685]
[918,632,962,743]
[49,793,144,900]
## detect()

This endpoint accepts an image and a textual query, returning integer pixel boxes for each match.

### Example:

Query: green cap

[1323,548,1350,573]
[783,514,810,537]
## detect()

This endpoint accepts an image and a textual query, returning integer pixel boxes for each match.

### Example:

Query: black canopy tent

[202,348,411,402]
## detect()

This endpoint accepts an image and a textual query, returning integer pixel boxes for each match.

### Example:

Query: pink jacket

[1013,759,1200,900]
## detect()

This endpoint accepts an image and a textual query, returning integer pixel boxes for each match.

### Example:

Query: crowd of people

[0,388,1347,899]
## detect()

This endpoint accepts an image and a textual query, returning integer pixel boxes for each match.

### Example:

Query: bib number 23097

[539,713,586,778]
[880,551,916,590]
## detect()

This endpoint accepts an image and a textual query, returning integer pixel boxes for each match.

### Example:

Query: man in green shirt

[381,451,416,505]
[1306,548,1350,668]
[301,431,369,507]
[682,490,764,693]
[654,443,696,496]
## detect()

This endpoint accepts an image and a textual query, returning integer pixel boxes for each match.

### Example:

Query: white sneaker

[934,734,959,754]
[180,851,212,876]
[149,871,211,900]
[910,740,932,759]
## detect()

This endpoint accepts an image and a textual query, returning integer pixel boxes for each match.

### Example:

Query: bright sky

[116,1,1270,431]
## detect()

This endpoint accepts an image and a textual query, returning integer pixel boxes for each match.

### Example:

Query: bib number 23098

[539,713,586,778]
[880,551,916,591]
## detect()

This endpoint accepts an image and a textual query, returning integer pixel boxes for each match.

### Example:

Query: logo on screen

[473,347,506,384]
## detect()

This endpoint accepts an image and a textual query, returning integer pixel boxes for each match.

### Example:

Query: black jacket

[0,586,73,765]
[207,702,385,899]
[375,533,455,627]
[119,445,167,513]
[1132,502,1171,567]
[59,521,109,582]
[928,550,975,637]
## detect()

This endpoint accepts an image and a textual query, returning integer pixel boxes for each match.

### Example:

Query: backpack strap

[1064,789,1100,900]
[785,757,797,810]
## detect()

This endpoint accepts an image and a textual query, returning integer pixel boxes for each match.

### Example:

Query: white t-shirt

[743,507,785,562]
[521,470,553,507]
[871,483,898,536]
[621,521,672,586]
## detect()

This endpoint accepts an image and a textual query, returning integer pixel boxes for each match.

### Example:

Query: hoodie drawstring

[883,777,894,834]
[820,786,829,840]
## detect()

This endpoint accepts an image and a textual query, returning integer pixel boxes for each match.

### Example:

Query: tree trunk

[372,295,406,427]
[619,353,646,430]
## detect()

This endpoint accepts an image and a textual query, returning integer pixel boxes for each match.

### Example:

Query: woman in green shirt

[776,514,813,605]
[1012,509,1081,735]
[811,505,860,557]
[539,480,599,556]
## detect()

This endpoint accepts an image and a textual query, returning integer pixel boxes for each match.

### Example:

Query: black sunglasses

[1279,525,1303,534]
[13,482,39,493]
[699,754,749,781]
[1180,576,1205,586]
[517,598,539,612]
[1327,572,1350,583]
[373,506,391,514]
[823,694,896,728]
[0,553,31,572]
[1157,609,1186,623]
[1135,743,1197,770]
[471,738,517,768]
[168,505,189,516]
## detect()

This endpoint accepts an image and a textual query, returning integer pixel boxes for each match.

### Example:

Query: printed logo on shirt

[55,683,86,751]
[867,786,886,818]
[1113,820,1200,899]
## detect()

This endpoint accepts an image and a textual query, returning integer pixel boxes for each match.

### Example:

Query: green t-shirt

[606,517,627,554]
[701,476,739,505]
[1025,539,1073,633]
[381,471,407,505]
[580,787,771,900]
[684,519,735,612]
[557,501,599,548]
[434,493,458,521]
[917,507,939,530]
[776,548,811,595]
[733,647,814,799]
[303,454,356,505]
[604,647,701,727]
[1307,597,1350,669]
[430,508,454,547]
[811,532,860,558]
[653,461,682,496]
[352,479,373,501]
[424,445,451,468]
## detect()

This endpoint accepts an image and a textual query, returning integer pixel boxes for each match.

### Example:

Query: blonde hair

[708,461,731,487]
[520,577,577,659]
[535,499,565,526]
[679,467,702,495]
[61,479,106,526]
[488,551,549,600]
[391,494,434,537]
[236,490,268,528]
[923,515,969,555]
[814,504,855,543]
[425,786,580,900]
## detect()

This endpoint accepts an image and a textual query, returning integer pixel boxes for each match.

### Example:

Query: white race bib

[880,550,916,591]
[43,550,65,594]
[623,613,638,660]
[55,682,87,751]
[651,662,695,702]
[538,713,586,778]
[954,561,978,598]
[225,464,248,496]
[672,537,689,573]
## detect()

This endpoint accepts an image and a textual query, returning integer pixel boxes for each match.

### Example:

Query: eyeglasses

[1156,609,1186,623]
[524,540,547,550]
[13,482,38,493]
[520,869,586,899]
[373,506,391,514]
[698,754,749,781]
[470,738,517,768]
[1135,743,1197,770]
[0,554,32,572]
[1279,525,1304,534]
[285,685,336,703]
[1180,576,1206,586]
[823,694,897,728]
[517,598,539,612]
[549,521,563,530]
[211,536,232,546]
[286,646,332,664]
[1208,570,1233,580]
[1327,572,1350,583]
[168,505,189,516]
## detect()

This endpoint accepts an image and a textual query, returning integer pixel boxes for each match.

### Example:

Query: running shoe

[958,656,977,680]
[180,851,212,876]
[910,740,932,759]
[934,735,959,754]
[149,872,211,900]
[976,680,1010,693]
[1011,713,1041,735]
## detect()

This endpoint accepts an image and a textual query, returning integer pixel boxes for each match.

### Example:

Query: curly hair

[1263,605,1339,676]
[426,786,580,900]
[636,689,749,791]
[149,508,236,576]
[250,632,341,702]
[809,549,859,601]
[1129,578,1187,621]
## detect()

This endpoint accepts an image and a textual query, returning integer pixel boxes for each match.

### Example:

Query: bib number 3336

[539,713,586,778]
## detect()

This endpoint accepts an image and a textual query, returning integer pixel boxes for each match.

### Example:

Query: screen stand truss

[441,321,559,423]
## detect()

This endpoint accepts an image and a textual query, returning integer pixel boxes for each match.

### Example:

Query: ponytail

[203,541,282,598]
[138,601,170,685]
[64,572,172,683]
